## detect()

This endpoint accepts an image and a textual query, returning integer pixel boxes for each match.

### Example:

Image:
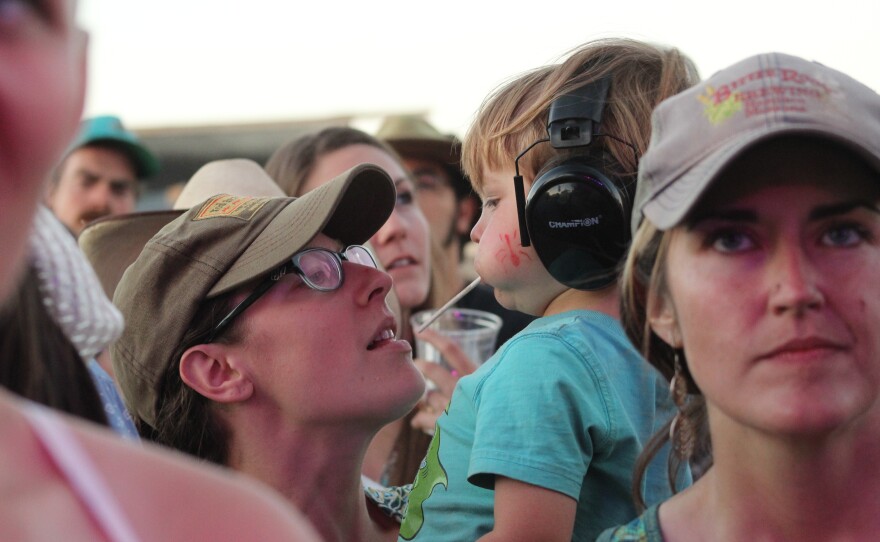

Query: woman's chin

[394,285,430,311]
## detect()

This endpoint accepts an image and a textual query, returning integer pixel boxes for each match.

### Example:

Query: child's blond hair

[462,38,699,193]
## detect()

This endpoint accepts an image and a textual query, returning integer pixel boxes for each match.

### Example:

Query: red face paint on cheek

[494,230,532,268]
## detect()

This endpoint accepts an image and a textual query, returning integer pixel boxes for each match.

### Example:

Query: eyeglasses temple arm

[204,278,276,343]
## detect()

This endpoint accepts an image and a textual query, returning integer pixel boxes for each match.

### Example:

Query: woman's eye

[414,173,444,192]
[709,230,754,253]
[306,267,331,285]
[821,223,867,248]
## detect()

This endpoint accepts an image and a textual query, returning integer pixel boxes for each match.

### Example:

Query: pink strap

[25,403,141,542]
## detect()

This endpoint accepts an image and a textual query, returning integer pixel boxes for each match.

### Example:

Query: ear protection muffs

[513,74,633,291]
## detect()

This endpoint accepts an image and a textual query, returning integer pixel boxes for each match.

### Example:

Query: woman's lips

[385,256,416,270]
[757,336,847,363]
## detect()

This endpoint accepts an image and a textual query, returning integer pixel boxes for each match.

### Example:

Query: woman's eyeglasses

[205,245,377,342]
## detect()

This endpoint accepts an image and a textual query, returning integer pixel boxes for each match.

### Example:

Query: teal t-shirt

[399,311,689,542]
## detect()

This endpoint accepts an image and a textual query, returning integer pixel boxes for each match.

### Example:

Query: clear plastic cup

[410,308,503,372]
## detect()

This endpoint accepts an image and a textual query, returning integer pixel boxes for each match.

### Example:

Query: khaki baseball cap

[111,163,395,427]
[78,159,285,300]
[633,52,880,234]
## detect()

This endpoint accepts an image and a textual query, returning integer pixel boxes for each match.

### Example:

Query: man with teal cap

[48,115,159,235]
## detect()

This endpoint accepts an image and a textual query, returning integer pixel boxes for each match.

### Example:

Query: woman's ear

[179,344,254,404]
[647,292,682,348]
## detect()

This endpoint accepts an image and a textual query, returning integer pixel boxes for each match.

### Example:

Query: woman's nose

[767,244,824,317]
[347,262,392,307]
[372,208,406,245]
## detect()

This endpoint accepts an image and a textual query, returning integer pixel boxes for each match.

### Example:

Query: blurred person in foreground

[0,1,320,539]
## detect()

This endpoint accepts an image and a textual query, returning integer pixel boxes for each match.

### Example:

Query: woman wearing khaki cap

[600,52,880,541]
[111,162,426,541]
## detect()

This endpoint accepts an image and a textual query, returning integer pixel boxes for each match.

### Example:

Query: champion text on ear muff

[525,156,629,290]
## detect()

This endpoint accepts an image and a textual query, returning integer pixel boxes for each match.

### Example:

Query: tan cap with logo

[633,52,880,233]
[79,159,286,300]
[111,163,395,427]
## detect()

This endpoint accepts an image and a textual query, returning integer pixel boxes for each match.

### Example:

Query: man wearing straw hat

[376,115,478,280]
[377,116,533,355]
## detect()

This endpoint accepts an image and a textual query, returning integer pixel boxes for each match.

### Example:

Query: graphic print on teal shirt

[398,420,448,539]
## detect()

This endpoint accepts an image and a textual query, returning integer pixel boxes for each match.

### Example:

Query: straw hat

[376,115,471,197]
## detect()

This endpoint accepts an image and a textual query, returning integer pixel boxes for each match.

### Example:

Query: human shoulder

[470,312,616,403]
[0,391,319,540]
[68,410,321,540]
[498,310,630,364]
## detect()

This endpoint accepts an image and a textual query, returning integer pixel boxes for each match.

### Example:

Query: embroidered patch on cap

[193,195,271,221]
[697,67,837,126]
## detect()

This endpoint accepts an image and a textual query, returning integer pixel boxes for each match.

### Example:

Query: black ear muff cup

[525,160,629,290]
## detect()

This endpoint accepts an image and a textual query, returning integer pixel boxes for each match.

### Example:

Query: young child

[399,38,698,541]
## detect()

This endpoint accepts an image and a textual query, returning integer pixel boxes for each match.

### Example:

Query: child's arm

[477,476,576,542]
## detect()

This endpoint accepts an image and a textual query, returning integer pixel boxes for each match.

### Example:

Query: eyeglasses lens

[298,251,342,290]
[344,245,378,268]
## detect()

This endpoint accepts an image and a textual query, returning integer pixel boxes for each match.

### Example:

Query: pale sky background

[78,0,879,138]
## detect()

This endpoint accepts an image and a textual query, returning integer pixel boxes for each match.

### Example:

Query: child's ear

[647,292,682,348]
[179,344,254,403]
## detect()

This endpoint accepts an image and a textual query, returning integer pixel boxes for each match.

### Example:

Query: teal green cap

[68,115,160,178]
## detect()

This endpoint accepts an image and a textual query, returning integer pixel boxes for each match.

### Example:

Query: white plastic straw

[415,277,482,333]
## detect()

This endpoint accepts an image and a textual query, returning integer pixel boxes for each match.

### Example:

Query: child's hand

[410,327,478,435]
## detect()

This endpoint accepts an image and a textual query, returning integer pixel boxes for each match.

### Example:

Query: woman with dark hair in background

[267,127,439,488]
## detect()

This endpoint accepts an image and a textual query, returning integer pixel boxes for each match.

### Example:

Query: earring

[668,350,694,459]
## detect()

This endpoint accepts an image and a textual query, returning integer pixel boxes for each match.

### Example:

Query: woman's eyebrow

[809,200,880,221]
[686,209,756,229]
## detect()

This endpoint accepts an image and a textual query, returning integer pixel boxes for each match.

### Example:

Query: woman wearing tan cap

[111,162,426,541]
[601,52,880,541]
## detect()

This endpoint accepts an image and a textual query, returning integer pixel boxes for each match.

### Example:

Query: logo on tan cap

[193,195,271,221]
[698,68,838,126]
